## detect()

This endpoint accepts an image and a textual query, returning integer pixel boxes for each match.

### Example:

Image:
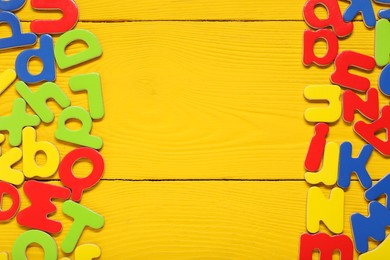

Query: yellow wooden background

[0,0,385,259]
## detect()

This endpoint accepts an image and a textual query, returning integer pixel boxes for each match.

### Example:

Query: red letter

[0,181,20,221]
[305,123,329,171]
[17,180,70,234]
[299,233,353,260]
[30,0,79,34]
[342,88,379,123]
[303,29,339,67]
[331,51,376,92]
[354,105,390,156]
[59,147,104,202]
[303,0,353,37]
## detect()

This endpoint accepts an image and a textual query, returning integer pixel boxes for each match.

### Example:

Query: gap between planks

[35,179,370,182]
[18,19,365,23]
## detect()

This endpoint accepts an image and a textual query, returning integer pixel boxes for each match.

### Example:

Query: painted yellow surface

[0,0,384,259]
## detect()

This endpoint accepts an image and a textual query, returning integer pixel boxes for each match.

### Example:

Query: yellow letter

[307,187,344,234]
[304,85,341,123]
[22,127,59,178]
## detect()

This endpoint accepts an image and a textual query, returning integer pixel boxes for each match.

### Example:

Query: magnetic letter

[12,230,57,260]
[307,187,344,234]
[17,180,71,234]
[30,0,78,34]
[354,106,390,156]
[351,201,390,253]
[378,64,390,96]
[305,142,339,185]
[61,200,104,254]
[16,81,70,123]
[304,85,341,123]
[15,34,55,84]
[305,123,329,172]
[374,0,390,19]
[0,181,20,221]
[331,51,375,92]
[303,0,353,37]
[22,127,60,178]
[59,147,104,202]
[55,106,103,149]
[299,233,353,260]
[55,29,102,70]
[359,234,390,260]
[69,73,104,120]
[342,88,379,123]
[0,148,23,185]
[338,142,373,189]
[343,0,376,28]
[365,173,390,208]
[0,12,36,50]
[0,0,26,11]
[303,29,339,66]
[0,98,40,146]
[375,19,390,67]
[0,69,16,95]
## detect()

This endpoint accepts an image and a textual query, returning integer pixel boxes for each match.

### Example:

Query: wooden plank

[0,21,385,180]
[0,181,371,259]
[10,0,381,21]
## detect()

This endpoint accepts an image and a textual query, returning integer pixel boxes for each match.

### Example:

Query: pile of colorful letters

[300,0,390,259]
[0,0,105,258]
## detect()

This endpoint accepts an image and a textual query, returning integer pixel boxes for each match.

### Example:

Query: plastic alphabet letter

[304,85,342,123]
[378,64,390,96]
[59,147,104,202]
[0,12,36,50]
[22,127,60,178]
[375,19,390,67]
[304,123,329,172]
[55,106,103,149]
[0,0,26,11]
[303,0,353,37]
[0,69,16,95]
[61,200,104,254]
[303,29,339,66]
[60,244,101,260]
[299,233,353,260]
[55,29,102,70]
[30,0,79,34]
[343,0,376,28]
[342,88,379,123]
[373,0,390,19]
[16,81,70,123]
[359,234,390,260]
[12,230,57,260]
[15,34,56,84]
[0,148,23,185]
[338,142,373,189]
[69,73,104,120]
[354,106,390,156]
[365,173,390,208]
[351,201,390,253]
[307,187,344,234]
[0,98,40,147]
[331,51,375,92]
[17,180,71,234]
[0,181,20,221]
[305,142,339,186]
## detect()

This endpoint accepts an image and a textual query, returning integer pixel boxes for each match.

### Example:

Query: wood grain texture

[11,0,387,21]
[0,21,386,180]
[0,181,372,259]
